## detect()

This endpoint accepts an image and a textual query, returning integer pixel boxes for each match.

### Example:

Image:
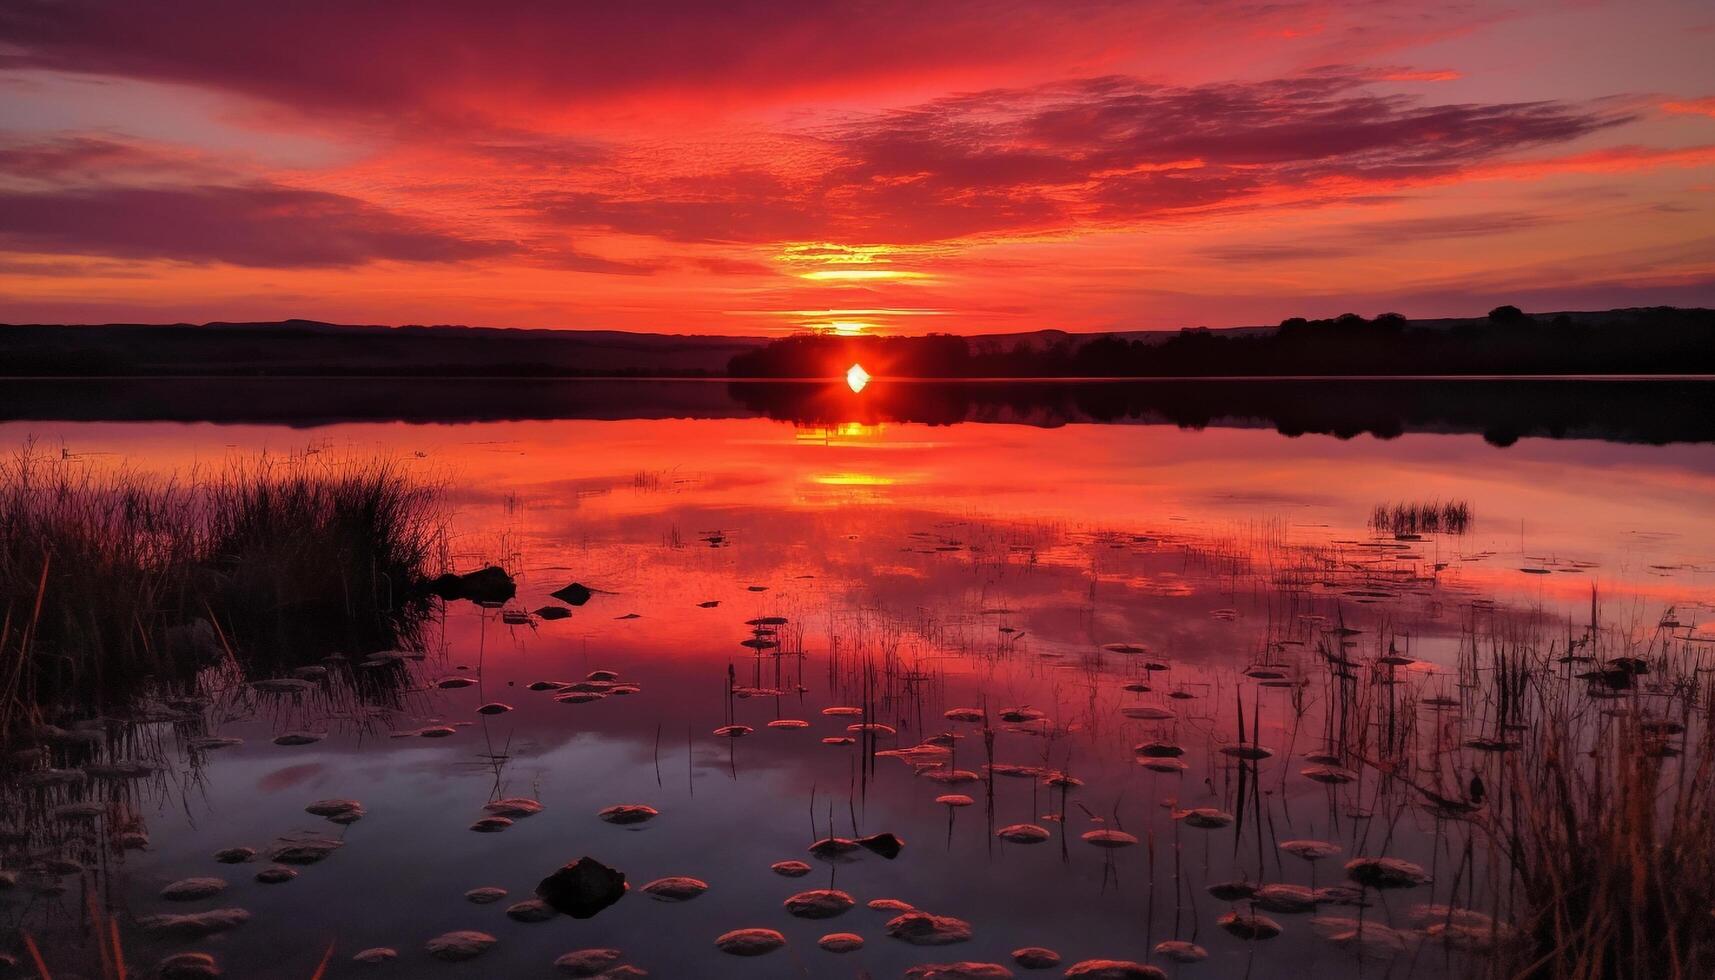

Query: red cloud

[528,72,1631,245]
[0,184,511,267]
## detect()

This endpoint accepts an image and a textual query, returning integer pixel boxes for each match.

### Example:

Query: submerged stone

[484,797,544,817]
[785,888,856,919]
[808,837,862,859]
[470,816,513,833]
[1081,829,1139,848]
[1011,946,1061,968]
[906,964,1014,979]
[305,799,364,822]
[139,908,251,939]
[555,948,624,976]
[937,794,975,807]
[819,933,864,952]
[352,948,397,965]
[425,930,496,962]
[598,804,659,825]
[869,898,913,912]
[1302,765,1358,785]
[465,886,508,904]
[1345,856,1431,889]
[715,928,786,956]
[156,952,221,979]
[1063,961,1165,979]
[212,847,255,864]
[1218,911,1283,940]
[1255,884,1319,914]
[267,836,342,865]
[771,860,812,877]
[1152,940,1207,963]
[161,877,228,901]
[271,731,324,746]
[1281,839,1342,861]
[254,866,297,884]
[506,898,559,922]
[886,911,973,945]
[1177,808,1234,829]
[641,876,708,901]
[997,824,1050,844]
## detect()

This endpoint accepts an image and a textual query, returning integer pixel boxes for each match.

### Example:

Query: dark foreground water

[2,379,1712,978]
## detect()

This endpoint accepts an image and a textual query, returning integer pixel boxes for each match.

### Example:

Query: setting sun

[845,363,871,392]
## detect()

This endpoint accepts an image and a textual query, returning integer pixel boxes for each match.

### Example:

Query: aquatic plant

[1368,499,1473,536]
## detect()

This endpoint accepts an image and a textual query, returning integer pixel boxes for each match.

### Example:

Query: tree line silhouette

[727,306,1715,377]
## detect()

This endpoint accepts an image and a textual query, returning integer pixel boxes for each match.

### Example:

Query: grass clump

[1370,499,1472,536]
[0,444,442,731]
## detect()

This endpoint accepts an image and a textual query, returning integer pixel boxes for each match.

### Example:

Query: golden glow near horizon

[846,363,871,392]
[800,269,930,283]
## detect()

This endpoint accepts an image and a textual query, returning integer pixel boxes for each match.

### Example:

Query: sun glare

[846,363,871,392]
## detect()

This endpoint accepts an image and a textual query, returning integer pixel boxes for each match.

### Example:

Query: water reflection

[6,377,1715,445]
[1,409,1712,978]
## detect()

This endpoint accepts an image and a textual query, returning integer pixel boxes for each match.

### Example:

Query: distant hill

[0,319,768,377]
[2,307,1711,377]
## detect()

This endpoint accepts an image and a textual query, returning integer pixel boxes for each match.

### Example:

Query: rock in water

[857,831,905,859]
[784,889,855,919]
[1152,940,1207,963]
[536,856,626,919]
[161,877,228,901]
[157,952,221,979]
[906,965,1015,979]
[425,930,496,962]
[428,566,516,604]
[1345,856,1432,889]
[715,928,786,956]
[1063,962,1167,979]
[550,582,594,606]
[352,948,397,965]
[506,898,559,922]
[555,948,625,976]
[1012,947,1061,968]
[819,933,865,952]
[640,877,708,901]
[138,909,251,939]
[267,837,343,865]
[886,911,973,945]
[598,804,659,825]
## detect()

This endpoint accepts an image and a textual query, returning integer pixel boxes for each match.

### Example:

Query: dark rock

[550,582,594,606]
[857,831,905,859]
[536,856,626,919]
[428,566,516,604]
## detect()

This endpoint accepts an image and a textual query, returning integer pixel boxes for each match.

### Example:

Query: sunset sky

[2,0,1713,335]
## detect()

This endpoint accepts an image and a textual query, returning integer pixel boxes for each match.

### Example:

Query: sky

[1,0,1713,336]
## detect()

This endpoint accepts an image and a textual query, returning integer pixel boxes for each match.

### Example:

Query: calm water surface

[4,384,1714,978]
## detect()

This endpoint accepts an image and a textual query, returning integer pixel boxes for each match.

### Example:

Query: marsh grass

[1371,499,1473,536]
[0,444,442,732]
[1478,631,1715,979]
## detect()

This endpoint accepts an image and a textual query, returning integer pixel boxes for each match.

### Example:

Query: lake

[3,379,1713,979]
